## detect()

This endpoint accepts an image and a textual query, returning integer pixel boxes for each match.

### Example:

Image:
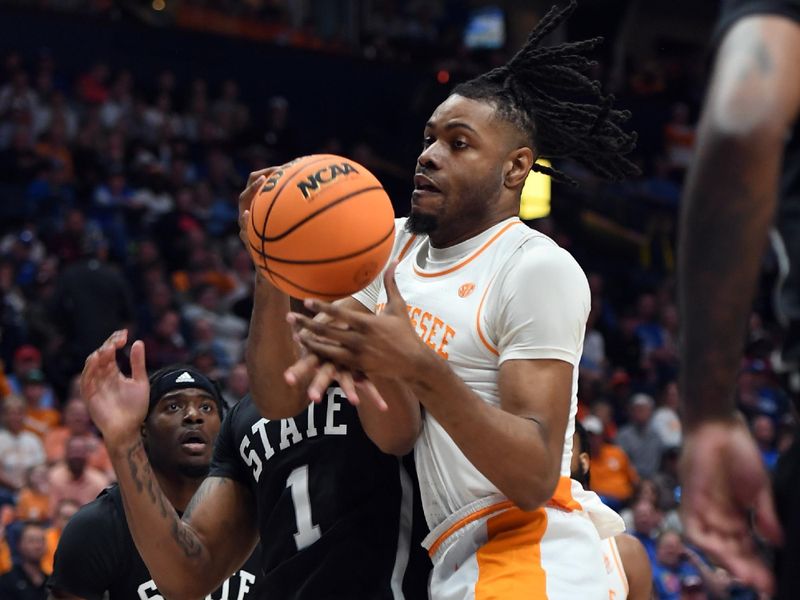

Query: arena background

[0,1,788,598]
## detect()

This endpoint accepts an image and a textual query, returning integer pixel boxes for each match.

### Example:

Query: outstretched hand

[80,329,150,448]
[680,420,783,595]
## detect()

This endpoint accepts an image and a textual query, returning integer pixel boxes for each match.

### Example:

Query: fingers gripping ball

[247,154,395,300]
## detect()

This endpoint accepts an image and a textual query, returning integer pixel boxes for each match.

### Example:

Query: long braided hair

[452,0,638,185]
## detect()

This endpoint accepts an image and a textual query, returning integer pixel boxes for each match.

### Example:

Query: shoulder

[514,231,587,283]
[63,487,121,534]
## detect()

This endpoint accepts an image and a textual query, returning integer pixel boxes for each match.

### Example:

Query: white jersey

[602,536,629,600]
[354,217,591,529]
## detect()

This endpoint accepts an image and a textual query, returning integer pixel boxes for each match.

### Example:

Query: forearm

[358,376,421,456]
[246,274,308,419]
[678,129,780,428]
[409,356,560,510]
[108,437,219,600]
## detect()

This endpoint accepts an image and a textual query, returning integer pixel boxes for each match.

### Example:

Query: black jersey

[48,484,263,600]
[208,388,431,600]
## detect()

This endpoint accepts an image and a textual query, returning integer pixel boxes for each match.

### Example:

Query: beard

[405,211,439,234]
[178,462,211,479]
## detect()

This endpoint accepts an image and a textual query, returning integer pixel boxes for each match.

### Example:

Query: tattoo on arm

[124,439,204,559]
[183,477,226,521]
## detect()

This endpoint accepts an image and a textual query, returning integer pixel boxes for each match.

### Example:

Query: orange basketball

[246,154,396,300]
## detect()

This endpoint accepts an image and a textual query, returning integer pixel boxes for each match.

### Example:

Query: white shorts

[423,478,616,600]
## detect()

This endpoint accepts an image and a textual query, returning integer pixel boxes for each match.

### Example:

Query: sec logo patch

[458,283,476,298]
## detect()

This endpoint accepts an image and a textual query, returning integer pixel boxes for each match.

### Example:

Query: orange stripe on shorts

[475,507,548,600]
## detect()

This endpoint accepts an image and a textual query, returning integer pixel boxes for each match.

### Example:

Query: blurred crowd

[0,3,795,598]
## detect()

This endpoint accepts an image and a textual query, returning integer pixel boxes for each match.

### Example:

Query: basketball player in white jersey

[572,419,653,600]
[246,3,639,597]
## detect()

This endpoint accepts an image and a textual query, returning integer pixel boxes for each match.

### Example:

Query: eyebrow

[425,121,479,135]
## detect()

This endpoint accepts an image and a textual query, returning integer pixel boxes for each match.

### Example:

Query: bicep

[709,15,800,135]
[182,476,259,582]
[498,359,573,457]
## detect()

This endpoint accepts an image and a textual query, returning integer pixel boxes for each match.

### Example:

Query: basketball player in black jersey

[678,1,800,597]
[79,315,429,596]
[48,366,262,600]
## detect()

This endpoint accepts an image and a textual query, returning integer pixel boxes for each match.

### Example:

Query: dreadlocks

[452,0,638,185]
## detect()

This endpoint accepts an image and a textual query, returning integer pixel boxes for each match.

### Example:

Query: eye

[167,402,180,412]
[200,402,215,413]
[422,135,434,149]
[452,139,468,150]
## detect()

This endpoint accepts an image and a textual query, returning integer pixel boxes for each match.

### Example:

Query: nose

[417,142,440,171]
[183,403,204,424]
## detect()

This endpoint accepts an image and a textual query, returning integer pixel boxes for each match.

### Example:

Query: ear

[579,451,590,475]
[503,146,534,189]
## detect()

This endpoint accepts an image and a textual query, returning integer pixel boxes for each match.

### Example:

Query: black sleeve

[715,0,800,45]
[208,400,249,484]
[47,497,122,600]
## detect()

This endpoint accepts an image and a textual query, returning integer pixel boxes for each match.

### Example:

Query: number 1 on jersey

[286,465,321,550]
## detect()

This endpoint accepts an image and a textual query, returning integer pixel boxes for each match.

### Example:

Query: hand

[287,263,430,382]
[80,330,150,448]
[680,420,783,595]
[285,318,389,411]
[238,167,279,250]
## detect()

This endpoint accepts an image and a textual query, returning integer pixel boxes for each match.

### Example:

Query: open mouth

[179,430,208,454]
[414,174,441,193]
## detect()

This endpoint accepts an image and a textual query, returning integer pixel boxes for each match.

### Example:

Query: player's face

[410,94,522,243]
[145,388,221,478]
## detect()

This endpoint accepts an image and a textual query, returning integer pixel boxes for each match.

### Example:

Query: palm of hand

[680,421,781,593]
[81,332,150,446]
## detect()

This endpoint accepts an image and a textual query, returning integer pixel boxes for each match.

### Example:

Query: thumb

[753,484,783,547]
[130,340,148,384]
[382,261,405,311]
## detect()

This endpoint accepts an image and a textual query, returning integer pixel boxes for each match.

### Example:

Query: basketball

[246,154,396,300]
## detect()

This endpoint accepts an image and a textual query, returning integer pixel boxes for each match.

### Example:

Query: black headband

[148,367,224,416]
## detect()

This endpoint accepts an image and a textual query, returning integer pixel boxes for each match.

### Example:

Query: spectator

[617,393,664,478]
[581,415,638,510]
[142,309,190,370]
[16,465,50,523]
[652,380,682,449]
[223,362,249,408]
[630,498,663,564]
[651,530,702,600]
[43,398,113,478]
[0,522,47,599]
[590,398,617,441]
[0,395,46,501]
[752,414,779,471]
[50,239,136,380]
[19,369,60,439]
[4,346,55,410]
[47,436,110,512]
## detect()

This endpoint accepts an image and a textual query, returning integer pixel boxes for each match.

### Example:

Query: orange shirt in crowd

[48,463,110,513]
[0,538,10,575]
[16,487,51,522]
[41,526,60,575]
[44,429,114,476]
[25,407,61,438]
[590,443,639,502]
